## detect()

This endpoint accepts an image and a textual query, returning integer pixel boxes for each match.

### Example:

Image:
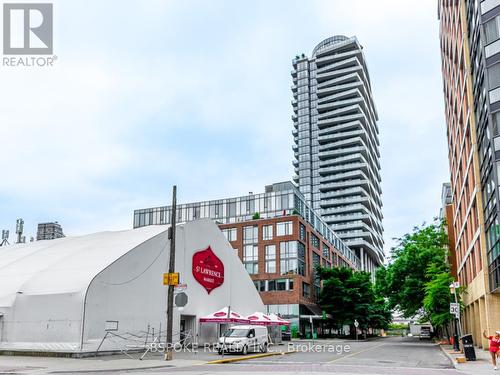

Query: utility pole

[165,185,177,361]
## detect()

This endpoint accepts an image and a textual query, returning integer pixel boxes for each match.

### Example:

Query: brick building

[133,181,358,336]
[438,0,500,348]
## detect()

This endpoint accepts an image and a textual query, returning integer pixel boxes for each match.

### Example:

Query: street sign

[175,292,188,307]
[163,272,180,286]
[450,302,459,317]
[174,283,187,293]
[354,319,359,328]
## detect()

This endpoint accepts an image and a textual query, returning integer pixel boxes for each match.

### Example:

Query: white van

[218,325,268,355]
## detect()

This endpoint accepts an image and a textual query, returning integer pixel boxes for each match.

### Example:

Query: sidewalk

[0,353,205,374]
[440,344,496,375]
[0,345,290,374]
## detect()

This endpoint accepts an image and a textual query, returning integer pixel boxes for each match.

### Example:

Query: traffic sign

[354,319,359,328]
[163,272,179,286]
[174,283,187,293]
[175,292,188,307]
[450,302,460,317]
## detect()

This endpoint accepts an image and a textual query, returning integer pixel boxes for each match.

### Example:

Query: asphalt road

[142,337,460,375]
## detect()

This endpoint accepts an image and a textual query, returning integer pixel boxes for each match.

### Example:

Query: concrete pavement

[0,345,290,374]
[441,343,499,374]
[0,337,462,375]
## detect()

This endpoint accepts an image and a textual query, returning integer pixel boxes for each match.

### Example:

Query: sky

[0,0,448,255]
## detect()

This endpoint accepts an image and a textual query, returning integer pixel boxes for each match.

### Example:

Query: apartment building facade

[291,36,384,274]
[438,0,500,349]
[36,222,64,241]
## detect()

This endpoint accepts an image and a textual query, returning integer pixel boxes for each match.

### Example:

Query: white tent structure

[0,219,264,354]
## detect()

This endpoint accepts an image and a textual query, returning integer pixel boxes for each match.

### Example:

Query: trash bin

[461,334,476,361]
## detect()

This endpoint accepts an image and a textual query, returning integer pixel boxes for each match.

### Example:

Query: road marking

[206,351,292,364]
[328,342,386,363]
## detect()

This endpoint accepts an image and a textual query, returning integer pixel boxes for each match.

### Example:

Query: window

[493,111,500,137]
[277,221,293,236]
[312,252,321,288]
[297,242,306,276]
[243,245,258,274]
[489,63,500,89]
[222,227,237,242]
[243,226,258,244]
[311,234,320,248]
[299,223,306,241]
[263,225,273,240]
[280,241,305,276]
[277,279,287,291]
[227,201,236,217]
[259,281,266,292]
[268,280,276,291]
[314,285,321,300]
[265,245,276,273]
[322,243,329,258]
[485,16,500,44]
[280,241,297,275]
[302,282,310,298]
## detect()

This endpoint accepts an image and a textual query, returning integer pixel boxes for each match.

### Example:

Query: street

[163,337,458,375]
[1,337,461,375]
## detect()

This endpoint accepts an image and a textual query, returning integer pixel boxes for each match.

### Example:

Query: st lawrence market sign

[192,246,224,294]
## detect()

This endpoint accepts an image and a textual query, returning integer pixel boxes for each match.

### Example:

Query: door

[180,315,196,347]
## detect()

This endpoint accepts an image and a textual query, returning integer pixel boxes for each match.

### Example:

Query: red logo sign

[192,246,224,294]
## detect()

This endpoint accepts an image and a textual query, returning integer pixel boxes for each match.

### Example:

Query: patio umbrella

[245,311,274,326]
[199,306,249,324]
[268,313,291,326]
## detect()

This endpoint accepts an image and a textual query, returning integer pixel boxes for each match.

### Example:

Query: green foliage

[252,212,260,220]
[388,323,409,330]
[317,267,391,331]
[376,219,454,330]
[423,270,454,328]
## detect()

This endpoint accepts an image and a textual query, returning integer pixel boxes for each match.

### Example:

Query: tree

[376,219,454,333]
[318,266,391,333]
[423,267,453,329]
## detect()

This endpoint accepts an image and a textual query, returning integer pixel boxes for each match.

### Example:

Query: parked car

[218,325,268,355]
[419,326,431,340]
[282,329,291,341]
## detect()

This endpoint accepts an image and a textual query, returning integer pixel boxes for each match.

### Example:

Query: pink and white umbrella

[245,311,274,326]
[199,306,249,324]
[268,313,291,326]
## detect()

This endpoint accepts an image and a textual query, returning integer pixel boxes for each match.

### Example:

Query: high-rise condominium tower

[291,36,384,273]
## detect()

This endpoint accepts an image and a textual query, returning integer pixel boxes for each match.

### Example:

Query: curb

[48,365,175,374]
[206,351,293,364]
[439,345,459,369]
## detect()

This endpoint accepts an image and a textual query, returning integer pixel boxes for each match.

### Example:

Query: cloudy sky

[0,0,448,254]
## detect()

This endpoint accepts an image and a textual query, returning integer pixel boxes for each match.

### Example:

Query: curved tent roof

[0,225,166,309]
